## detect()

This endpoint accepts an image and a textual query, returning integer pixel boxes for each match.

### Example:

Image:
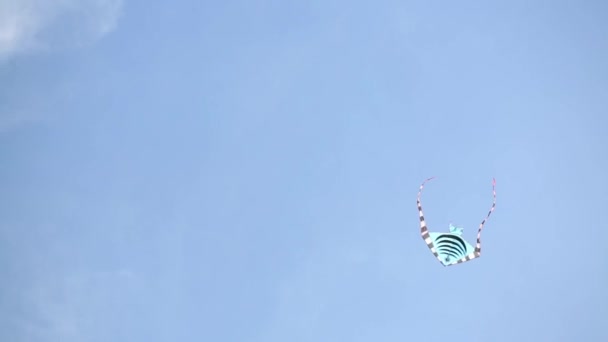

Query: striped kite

[417,177,496,266]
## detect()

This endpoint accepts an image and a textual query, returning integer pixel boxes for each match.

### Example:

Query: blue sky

[1,1,607,341]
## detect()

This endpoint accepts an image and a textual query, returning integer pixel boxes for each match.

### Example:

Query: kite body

[427,232,475,266]
[417,177,496,266]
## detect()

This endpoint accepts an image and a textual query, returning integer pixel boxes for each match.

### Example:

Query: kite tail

[474,178,497,256]
[417,177,435,237]
[417,177,443,264]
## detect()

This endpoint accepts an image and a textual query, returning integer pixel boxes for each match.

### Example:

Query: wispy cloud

[0,0,123,61]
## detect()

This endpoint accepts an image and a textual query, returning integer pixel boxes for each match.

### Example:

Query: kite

[417,177,496,266]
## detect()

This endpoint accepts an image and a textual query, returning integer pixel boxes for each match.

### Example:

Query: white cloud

[0,0,123,60]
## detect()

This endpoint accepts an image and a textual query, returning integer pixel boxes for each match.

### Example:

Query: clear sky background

[1,1,607,341]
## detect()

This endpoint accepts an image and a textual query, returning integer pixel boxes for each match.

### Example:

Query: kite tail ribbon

[474,178,497,256]
[417,176,435,238]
